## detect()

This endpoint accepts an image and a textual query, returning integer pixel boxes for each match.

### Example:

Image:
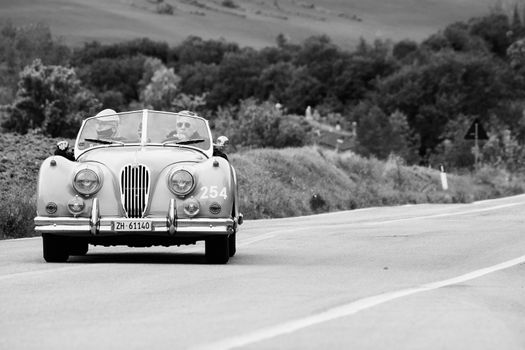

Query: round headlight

[168,169,195,196]
[73,168,101,195]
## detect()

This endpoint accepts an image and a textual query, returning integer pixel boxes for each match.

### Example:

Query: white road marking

[472,193,525,205]
[192,254,525,350]
[237,233,276,247]
[0,265,95,281]
[366,202,524,225]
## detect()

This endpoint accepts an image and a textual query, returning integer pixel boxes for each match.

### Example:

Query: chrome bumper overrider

[35,198,236,236]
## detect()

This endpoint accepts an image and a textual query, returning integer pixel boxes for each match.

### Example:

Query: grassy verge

[230,147,525,219]
[1,133,524,239]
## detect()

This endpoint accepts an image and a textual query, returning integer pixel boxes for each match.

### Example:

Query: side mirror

[215,136,229,151]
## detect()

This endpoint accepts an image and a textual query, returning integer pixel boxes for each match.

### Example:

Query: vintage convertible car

[34,109,243,264]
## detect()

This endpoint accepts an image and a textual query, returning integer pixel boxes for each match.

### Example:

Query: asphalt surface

[1,194,524,350]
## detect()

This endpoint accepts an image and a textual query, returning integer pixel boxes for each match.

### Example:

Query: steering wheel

[162,133,185,143]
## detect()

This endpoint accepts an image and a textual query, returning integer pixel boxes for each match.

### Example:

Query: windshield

[76,110,212,155]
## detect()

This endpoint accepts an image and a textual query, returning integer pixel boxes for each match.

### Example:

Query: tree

[393,39,419,61]
[78,55,146,105]
[388,110,417,161]
[354,103,390,158]
[178,62,219,96]
[140,62,180,110]
[258,62,295,103]
[375,50,522,155]
[3,59,100,137]
[482,128,525,172]
[213,99,310,149]
[428,115,476,169]
[170,36,239,67]
[206,48,266,108]
[281,66,323,114]
[468,13,512,56]
[507,38,525,68]
[72,38,168,66]
[0,22,70,104]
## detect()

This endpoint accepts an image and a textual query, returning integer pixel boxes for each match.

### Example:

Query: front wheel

[69,239,89,256]
[228,233,236,257]
[42,234,69,262]
[205,236,229,264]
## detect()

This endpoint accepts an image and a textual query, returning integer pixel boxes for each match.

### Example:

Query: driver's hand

[56,141,69,151]
[167,132,185,140]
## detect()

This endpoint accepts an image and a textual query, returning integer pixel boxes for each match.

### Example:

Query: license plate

[113,219,153,232]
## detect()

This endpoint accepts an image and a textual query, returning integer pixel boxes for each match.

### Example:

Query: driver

[165,112,200,141]
[95,109,120,139]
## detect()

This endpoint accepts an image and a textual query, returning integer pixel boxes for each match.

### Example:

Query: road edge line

[192,254,525,350]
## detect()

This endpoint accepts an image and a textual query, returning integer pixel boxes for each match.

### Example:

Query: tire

[228,233,236,257]
[68,239,89,256]
[42,234,69,262]
[205,236,230,264]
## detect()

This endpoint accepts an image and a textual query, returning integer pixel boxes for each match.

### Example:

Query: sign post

[464,118,488,169]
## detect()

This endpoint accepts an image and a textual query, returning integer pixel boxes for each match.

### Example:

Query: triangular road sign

[464,118,488,140]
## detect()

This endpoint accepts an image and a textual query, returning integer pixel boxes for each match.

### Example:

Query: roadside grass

[230,147,525,219]
[1,133,524,239]
[0,132,63,239]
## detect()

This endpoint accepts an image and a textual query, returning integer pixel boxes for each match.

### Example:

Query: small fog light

[183,197,200,217]
[67,196,85,216]
[209,202,222,214]
[45,202,58,214]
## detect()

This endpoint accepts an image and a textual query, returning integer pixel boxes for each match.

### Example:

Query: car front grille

[120,164,150,218]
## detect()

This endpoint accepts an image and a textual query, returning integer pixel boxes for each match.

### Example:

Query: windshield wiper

[162,138,205,146]
[85,138,125,145]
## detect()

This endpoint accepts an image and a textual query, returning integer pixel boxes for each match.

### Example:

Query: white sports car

[34,109,242,264]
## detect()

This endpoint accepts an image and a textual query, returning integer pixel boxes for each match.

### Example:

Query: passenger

[54,109,118,161]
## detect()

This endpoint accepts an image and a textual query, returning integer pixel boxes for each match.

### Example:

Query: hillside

[0,0,497,49]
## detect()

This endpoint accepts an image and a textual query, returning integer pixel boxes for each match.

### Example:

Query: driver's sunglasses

[177,122,191,128]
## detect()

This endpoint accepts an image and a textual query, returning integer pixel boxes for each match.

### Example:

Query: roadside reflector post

[440,164,448,191]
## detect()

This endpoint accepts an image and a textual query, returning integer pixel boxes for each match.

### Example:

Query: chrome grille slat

[120,164,150,218]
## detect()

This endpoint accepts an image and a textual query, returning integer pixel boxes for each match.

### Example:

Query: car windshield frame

[74,110,213,158]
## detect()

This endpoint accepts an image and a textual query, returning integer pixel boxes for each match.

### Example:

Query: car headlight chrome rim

[168,169,195,196]
[73,168,102,195]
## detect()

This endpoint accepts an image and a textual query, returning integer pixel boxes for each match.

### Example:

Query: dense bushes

[213,99,312,149]
[3,59,100,137]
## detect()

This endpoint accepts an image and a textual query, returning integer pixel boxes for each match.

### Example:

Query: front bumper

[34,198,236,237]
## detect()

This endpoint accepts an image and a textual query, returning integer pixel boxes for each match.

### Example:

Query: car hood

[77,146,207,169]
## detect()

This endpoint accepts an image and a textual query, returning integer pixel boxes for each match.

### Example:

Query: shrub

[222,0,239,9]
[3,59,100,137]
[213,99,311,149]
[156,2,174,15]
[0,191,36,239]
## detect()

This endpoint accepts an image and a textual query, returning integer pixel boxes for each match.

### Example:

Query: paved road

[1,195,525,350]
